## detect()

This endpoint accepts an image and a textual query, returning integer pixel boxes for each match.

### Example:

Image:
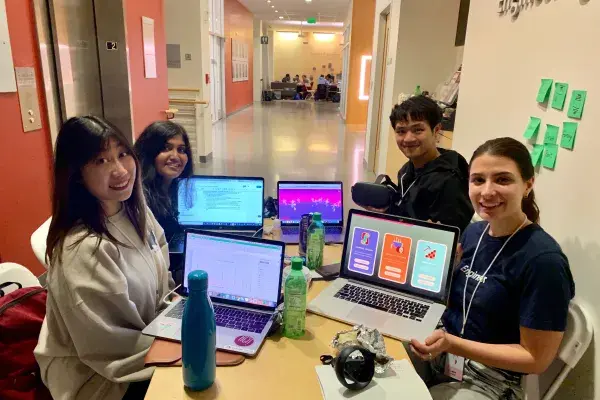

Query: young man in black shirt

[370,96,473,231]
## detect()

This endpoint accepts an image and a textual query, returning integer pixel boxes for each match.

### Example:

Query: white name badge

[445,353,465,381]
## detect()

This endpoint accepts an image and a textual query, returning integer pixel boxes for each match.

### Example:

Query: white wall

[454,2,598,398]
[253,18,263,102]
[365,0,462,174]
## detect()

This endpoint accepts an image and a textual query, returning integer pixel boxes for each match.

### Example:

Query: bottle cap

[291,257,303,271]
[188,270,208,291]
[312,212,322,222]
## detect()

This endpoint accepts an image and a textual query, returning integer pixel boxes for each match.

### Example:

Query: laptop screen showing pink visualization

[278,182,343,225]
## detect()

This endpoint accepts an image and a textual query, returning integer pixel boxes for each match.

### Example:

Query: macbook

[277,181,344,244]
[308,209,459,342]
[144,230,285,356]
[169,175,264,252]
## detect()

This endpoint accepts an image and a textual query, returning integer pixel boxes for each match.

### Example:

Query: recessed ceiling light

[271,5,274,7]
[275,10,278,12]
[267,0,271,2]
[305,0,312,2]
[279,16,283,19]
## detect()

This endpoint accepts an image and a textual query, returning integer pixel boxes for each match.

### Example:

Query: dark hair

[389,95,443,130]
[46,116,147,264]
[134,121,193,219]
[469,137,540,223]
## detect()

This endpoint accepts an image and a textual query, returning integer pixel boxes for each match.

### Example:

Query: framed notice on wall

[232,39,248,82]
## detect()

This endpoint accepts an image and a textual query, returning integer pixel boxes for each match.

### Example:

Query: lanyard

[460,217,528,337]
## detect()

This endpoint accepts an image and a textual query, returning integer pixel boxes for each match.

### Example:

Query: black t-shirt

[442,221,575,344]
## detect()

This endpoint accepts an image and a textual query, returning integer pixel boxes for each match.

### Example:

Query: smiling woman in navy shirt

[410,137,575,399]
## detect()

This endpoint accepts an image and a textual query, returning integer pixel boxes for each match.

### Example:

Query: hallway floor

[195,101,375,208]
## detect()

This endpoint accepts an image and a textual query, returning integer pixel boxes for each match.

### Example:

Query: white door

[210,35,225,122]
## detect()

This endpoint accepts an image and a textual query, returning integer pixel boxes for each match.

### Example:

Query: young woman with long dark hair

[134,121,193,242]
[408,137,575,399]
[35,116,174,400]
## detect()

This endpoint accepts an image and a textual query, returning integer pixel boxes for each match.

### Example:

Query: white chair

[523,300,594,400]
[31,217,52,268]
[0,262,41,296]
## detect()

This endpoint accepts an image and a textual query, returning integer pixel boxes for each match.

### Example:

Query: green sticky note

[524,117,541,139]
[543,124,559,144]
[543,144,558,169]
[551,82,569,110]
[536,78,553,103]
[567,90,587,119]
[561,122,578,150]
[531,144,544,167]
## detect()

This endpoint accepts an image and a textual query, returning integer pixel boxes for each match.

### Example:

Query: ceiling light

[279,16,283,19]
[305,0,312,2]
[271,5,275,7]
[267,0,271,2]
[275,10,278,12]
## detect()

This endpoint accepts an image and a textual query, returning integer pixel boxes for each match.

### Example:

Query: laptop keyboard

[165,300,271,333]
[334,284,429,321]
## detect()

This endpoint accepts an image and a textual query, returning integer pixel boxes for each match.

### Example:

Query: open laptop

[277,181,344,244]
[169,176,264,252]
[144,229,285,356]
[308,209,459,342]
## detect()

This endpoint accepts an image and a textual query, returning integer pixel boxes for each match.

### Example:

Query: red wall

[125,0,169,137]
[224,0,254,115]
[0,0,53,274]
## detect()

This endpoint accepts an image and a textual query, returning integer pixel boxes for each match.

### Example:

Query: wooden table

[145,244,409,399]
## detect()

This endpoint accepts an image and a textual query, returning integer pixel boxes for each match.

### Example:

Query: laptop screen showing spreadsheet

[177,176,264,229]
[183,231,284,310]
[277,182,343,225]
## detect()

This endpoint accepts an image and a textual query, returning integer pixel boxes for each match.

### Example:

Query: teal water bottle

[182,270,216,391]
[284,257,307,338]
[306,212,325,270]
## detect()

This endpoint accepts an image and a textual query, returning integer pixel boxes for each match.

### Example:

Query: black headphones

[321,345,376,390]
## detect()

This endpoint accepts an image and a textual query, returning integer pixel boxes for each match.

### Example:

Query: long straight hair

[134,121,193,219]
[469,137,540,223]
[46,116,147,264]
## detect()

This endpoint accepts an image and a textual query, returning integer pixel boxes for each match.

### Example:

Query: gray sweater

[34,207,174,400]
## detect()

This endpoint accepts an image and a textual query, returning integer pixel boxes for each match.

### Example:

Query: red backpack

[0,284,52,400]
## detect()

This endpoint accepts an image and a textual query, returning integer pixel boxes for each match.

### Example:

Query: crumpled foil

[331,325,394,374]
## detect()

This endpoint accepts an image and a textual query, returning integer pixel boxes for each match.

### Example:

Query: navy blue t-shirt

[442,221,575,344]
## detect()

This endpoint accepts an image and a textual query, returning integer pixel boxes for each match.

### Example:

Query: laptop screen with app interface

[177,176,264,229]
[183,231,284,309]
[278,182,343,225]
[341,211,459,303]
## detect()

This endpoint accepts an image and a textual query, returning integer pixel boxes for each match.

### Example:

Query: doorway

[210,35,225,123]
[373,11,391,174]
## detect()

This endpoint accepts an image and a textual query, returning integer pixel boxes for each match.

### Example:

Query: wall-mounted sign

[261,36,268,44]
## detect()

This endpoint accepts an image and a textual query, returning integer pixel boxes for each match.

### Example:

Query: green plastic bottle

[414,85,422,95]
[283,257,307,339]
[306,212,325,270]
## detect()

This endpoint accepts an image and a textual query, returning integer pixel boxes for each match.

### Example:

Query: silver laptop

[144,230,285,356]
[308,209,459,343]
[277,181,344,244]
[169,175,265,253]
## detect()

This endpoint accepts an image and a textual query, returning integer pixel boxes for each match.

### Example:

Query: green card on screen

[524,117,541,139]
[567,90,587,119]
[551,83,569,110]
[543,124,559,145]
[536,78,553,103]
[543,144,558,169]
[561,122,578,150]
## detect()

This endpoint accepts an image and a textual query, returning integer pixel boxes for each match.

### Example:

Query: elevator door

[49,0,103,119]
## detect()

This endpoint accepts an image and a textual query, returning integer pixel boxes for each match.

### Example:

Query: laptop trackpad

[347,306,391,327]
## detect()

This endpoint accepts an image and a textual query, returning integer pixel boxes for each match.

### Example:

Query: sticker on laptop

[234,335,255,347]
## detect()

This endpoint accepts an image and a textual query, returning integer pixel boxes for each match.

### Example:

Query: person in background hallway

[293,74,300,83]
[35,116,175,400]
[367,95,473,232]
[134,121,193,243]
[302,74,310,85]
[318,74,329,86]
[408,137,574,399]
[282,73,291,83]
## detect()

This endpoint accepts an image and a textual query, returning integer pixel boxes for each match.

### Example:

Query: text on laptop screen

[343,214,457,302]
[278,183,343,224]
[177,178,263,227]
[184,233,282,307]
